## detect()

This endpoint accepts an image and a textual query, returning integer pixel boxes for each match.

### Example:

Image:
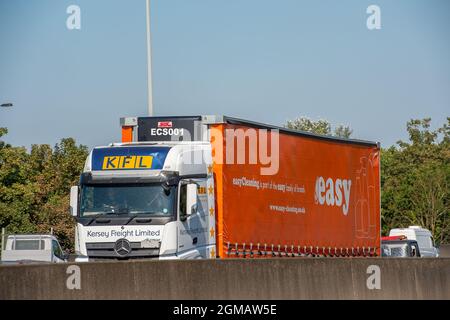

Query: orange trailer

[121,115,381,258]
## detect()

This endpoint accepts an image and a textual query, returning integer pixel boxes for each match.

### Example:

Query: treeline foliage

[381,118,449,244]
[0,128,88,250]
[286,117,449,245]
[285,117,353,138]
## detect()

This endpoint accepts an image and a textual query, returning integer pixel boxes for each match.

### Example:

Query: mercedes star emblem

[114,238,131,257]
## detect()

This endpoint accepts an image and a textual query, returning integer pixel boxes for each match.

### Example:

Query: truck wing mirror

[70,186,79,217]
[180,182,198,221]
[186,183,198,215]
[161,173,180,194]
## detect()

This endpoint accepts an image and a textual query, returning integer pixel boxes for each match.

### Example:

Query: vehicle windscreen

[80,183,176,217]
[13,240,45,250]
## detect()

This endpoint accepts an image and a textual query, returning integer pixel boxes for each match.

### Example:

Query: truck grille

[86,242,160,259]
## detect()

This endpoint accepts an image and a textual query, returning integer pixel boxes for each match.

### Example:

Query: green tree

[0,127,10,149]
[381,118,449,244]
[0,129,88,251]
[334,124,353,139]
[34,138,88,250]
[285,117,353,138]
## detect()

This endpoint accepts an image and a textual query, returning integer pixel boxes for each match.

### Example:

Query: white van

[1,234,68,264]
[389,226,439,257]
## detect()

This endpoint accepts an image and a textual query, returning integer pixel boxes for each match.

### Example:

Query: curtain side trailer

[70,115,380,261]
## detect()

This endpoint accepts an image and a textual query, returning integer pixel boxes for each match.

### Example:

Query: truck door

[52,240,65,263]
[177,179,209,259]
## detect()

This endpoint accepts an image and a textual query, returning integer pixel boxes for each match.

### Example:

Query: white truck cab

[70,141,216,261]
[1,234,67,264]
[389,226,439,257]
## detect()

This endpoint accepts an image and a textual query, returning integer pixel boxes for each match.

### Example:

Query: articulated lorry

[70,115,380,261]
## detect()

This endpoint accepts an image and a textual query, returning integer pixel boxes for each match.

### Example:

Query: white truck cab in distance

[389,226,439,257]
[1,234,67,264]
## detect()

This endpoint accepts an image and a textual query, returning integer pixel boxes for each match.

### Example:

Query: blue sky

[0,0,449,149]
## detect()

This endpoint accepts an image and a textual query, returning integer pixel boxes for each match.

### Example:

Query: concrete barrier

[439,244,450,258]
[0,258,449,300]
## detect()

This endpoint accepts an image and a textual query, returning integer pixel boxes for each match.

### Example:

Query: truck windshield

[80,183,176,217]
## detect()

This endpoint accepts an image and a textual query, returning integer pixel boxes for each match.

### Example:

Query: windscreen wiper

[86,216,112,225]
[124,214,158,224]
[124,215,138,225]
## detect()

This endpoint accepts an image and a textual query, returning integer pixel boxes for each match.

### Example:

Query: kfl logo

[315,177,352,216]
